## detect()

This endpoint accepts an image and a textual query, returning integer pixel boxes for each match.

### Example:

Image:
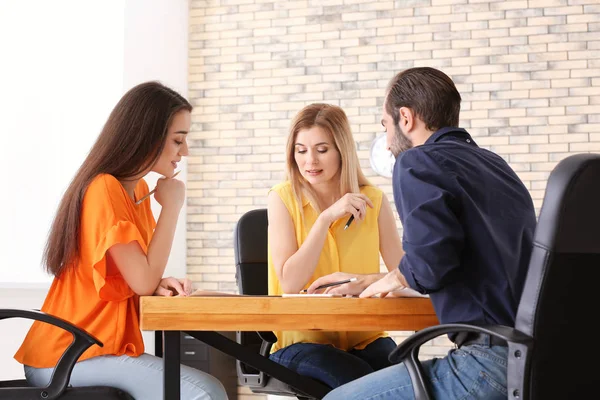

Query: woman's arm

[378,194,405,272]
[268,191,331,294]
[107,178,185,296]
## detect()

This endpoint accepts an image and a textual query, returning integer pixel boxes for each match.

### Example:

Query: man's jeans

[323,340,508,400]
[269,337,397,389]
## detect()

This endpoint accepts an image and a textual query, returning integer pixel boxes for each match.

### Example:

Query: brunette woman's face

[152,110,191,177]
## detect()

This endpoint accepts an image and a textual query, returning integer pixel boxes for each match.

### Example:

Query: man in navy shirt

[324,68,537,399]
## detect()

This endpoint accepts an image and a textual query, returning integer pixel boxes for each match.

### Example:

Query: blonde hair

[285,103,370,213]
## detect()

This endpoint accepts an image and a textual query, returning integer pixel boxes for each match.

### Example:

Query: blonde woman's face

[294,126,341,186]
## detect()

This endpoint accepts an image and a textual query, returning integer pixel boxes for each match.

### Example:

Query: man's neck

[410,122,435,147]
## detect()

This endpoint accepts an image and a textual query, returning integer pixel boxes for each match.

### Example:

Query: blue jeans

[323,341,508,400]
[269,337,397,389]
[25,353,228,400]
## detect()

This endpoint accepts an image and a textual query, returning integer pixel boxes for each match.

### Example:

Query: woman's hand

[322,193,374,226]
[307,272,382,296]
[154,276,192,297]
[153,176,185,210]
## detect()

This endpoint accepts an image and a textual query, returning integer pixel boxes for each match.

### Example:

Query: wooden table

[140,295,438,400]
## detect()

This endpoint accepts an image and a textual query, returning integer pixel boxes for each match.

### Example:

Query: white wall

[0,0,125,286]
[0,0,189,379]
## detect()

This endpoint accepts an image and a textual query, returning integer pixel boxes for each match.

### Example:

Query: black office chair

[387,153,600,400]
[233,208,331,399]
[0,309,134,400]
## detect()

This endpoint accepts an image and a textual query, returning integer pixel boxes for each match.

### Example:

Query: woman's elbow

[279,280,302,294]
[129,281,158,296]
[277,266,302,294]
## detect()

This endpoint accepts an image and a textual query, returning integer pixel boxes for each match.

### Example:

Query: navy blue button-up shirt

[394,127,537,332]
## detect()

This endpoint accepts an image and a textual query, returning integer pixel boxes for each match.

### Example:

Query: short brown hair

[385,67,461,131]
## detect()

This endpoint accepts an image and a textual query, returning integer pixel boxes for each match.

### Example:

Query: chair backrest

[510,153,600,399]
[234,208,269,374]
[234,208,269,296]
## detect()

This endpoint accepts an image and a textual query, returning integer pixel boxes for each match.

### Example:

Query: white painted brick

[490,20,528,32]
[509,62,549,72]
[531,70,570,80]
[468,11,505,21]
[511,80,551,89]
[550,133,590,143]
[510,117,549,126]
[505,8,543,18]
[551,78,591,88]
[527,107,565,117]
[529,88,569,98]
[489,90,528,100]
[490,0,528,11]
[472,28,509,39]
[529,125,568,135]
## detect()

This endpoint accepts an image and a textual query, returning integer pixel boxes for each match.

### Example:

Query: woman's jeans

[25,353,228,400]
[269,337,397,389]
[323,341,509,400]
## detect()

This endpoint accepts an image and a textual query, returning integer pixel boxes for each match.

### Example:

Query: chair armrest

[257,331,277,344]
[257,331,277,357]
[389,323,533,400]
[0,309,102,399]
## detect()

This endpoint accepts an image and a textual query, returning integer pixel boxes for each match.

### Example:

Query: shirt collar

[425,127,476,146]
[302,194,310,207]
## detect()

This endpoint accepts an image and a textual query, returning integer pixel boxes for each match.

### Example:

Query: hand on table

[154,276,192,297]
[359,269,406,298]
[307,272,373,296]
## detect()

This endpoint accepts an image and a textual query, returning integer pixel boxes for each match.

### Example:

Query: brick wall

[186,1,599,397]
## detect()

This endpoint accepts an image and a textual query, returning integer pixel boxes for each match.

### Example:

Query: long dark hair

[44,81,192,276]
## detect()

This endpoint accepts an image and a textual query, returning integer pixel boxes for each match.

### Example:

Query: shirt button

[466,139,471,143]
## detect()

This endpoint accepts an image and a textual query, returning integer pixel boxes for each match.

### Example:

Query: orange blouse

[14,174,156,368]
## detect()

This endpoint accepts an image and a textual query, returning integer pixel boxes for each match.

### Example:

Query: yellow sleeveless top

[268,181,387,353]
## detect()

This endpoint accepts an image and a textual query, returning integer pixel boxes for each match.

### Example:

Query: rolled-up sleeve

[394,150,464,294]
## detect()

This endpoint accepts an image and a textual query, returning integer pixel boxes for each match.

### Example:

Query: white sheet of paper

[282,293,343,297]
[386,287,429,298]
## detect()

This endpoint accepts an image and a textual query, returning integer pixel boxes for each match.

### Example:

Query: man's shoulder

[397,145,445,170]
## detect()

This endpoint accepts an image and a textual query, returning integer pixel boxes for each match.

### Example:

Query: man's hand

[154,276,192,297]
[307,272,382,295]
[359,269,406,298]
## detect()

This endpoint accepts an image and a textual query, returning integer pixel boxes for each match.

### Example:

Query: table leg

[163,330,180,400]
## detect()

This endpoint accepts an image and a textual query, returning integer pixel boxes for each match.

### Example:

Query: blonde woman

[267,103,404,388]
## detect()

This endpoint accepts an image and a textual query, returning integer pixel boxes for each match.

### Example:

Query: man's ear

[398,107,415,134]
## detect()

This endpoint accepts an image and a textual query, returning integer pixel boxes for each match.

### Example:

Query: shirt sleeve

[394,150,465,294]
[82,175,149,301]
